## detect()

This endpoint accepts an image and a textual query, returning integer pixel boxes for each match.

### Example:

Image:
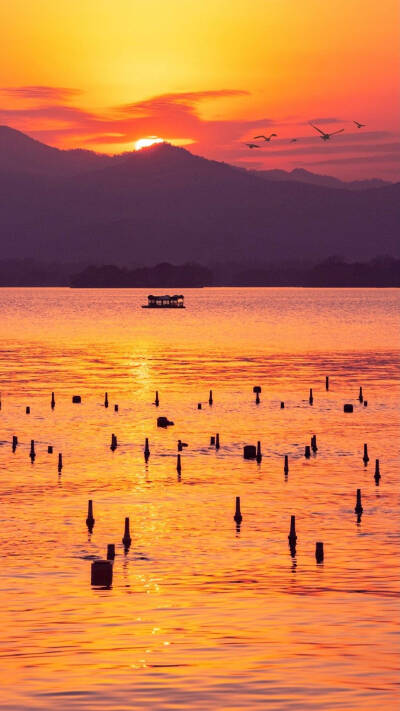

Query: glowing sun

[134,136,164,151]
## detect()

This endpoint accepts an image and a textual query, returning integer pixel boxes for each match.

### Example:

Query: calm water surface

[0,288,399,710]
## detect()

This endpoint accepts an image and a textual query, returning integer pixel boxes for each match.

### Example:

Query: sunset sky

[0,0,398,179]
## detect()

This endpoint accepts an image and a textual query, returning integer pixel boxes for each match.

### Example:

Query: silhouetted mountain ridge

[0,126,398,264]
[250,167,391,190]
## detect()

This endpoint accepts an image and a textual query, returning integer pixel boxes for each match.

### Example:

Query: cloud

[0,85,81,101]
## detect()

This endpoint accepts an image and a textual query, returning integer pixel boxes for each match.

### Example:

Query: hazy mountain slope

[0,130,398,264]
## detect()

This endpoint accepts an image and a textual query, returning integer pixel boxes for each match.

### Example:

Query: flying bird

[253,133,277,142]
[309,123,345,141]
[245,143,260,149]
[353,120,366,128]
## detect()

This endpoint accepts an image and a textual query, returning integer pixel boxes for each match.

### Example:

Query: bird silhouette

[309,123,344,141]
[353,120,366,128]
[253,133,277,142]
[245,143,260,149]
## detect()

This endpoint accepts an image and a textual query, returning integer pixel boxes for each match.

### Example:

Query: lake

[0,287,399,710]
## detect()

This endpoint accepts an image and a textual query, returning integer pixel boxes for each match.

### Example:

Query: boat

[142,294,185,308]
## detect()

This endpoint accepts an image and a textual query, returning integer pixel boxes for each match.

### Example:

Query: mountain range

[0,125,398,265]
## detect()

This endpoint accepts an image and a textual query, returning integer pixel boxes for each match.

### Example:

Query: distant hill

[0,126,398,265]
[250,167,391,191]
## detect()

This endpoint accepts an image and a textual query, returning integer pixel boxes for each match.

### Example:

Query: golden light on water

[134,137,164,151]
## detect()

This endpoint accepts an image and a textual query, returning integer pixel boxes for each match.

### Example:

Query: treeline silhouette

[71,262,213,288]
[0,257,398,287]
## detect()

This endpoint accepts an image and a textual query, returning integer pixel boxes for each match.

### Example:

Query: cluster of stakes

[2,381,380,588]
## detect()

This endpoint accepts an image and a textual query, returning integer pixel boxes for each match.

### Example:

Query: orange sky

[0,0,399,179]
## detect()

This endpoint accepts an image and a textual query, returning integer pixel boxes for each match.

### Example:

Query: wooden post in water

[110,433,117,451]
[114,404,119,412]
[215,433,220,450]
[86,500,95,529]
[309,388,313,405]
[12,435,18,452]
[104,392,109,408]
[58,453,63,471]
[176,453,182,474]
[358,386,363,403]
[26,406,30,414]
[311,434,318,452]
[305,445,311,458]
[209,390,213,405]
[30,439,36,461]
[355,489,363,514]
[325,376,329,391]
[51,392,55,409]
[256,441,262,463]
[91,560,113,587]
[210,436,215,446]
[374,459,381,483]
[288,515,297,544]
[315,542,324,563]
[284,455,289,474]
[48,445,53,454]
[107,544,115,560]
[144,437,150,460]
[122,517,132,547]
[234,496,242,524]
[363,443,369,463]
[197,403,202,410]
[280,401,285,409]
[155,391,159,407]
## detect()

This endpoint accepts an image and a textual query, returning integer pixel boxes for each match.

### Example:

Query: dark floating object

[311,434,318,452]
[154,391,160,407]
[12,435,18,452]
[343,404,353,413]
[122,517,132,547]
[374,459,381,483]
[280,401,285,409]
[243,445,257,460]
[86,500,95,529]
[26,406,30,414]
[215,433,220,450]
[110,433,117,451]
[358,386,363,403]
[363,443,369,463]
[288,515,297,544]
[144,437,150,459]
[305,445,311,458]
[107,544,115,560]
[284,455,289,474]
[197,403,202,410]
[325,376,329,391]
[253,385,261,404]
[256,441,262,463]
[177,453,182,473]
[91,559,113,587]
[315,542,324,563]
[72,395,81,403]
[51,392,55,409]
[58,453,63,471]
[104,392,109,408]
[114,404,119,412]
[364,401,368,407]
[209,390,213,406]
[157,416,174,428]
[234,496,242,524]
[47,445,53,454]
[30,439,36,461]
[210,435,215,446]
[309,388,313,405]
[142,294,185,309]
[355,488,363,514]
